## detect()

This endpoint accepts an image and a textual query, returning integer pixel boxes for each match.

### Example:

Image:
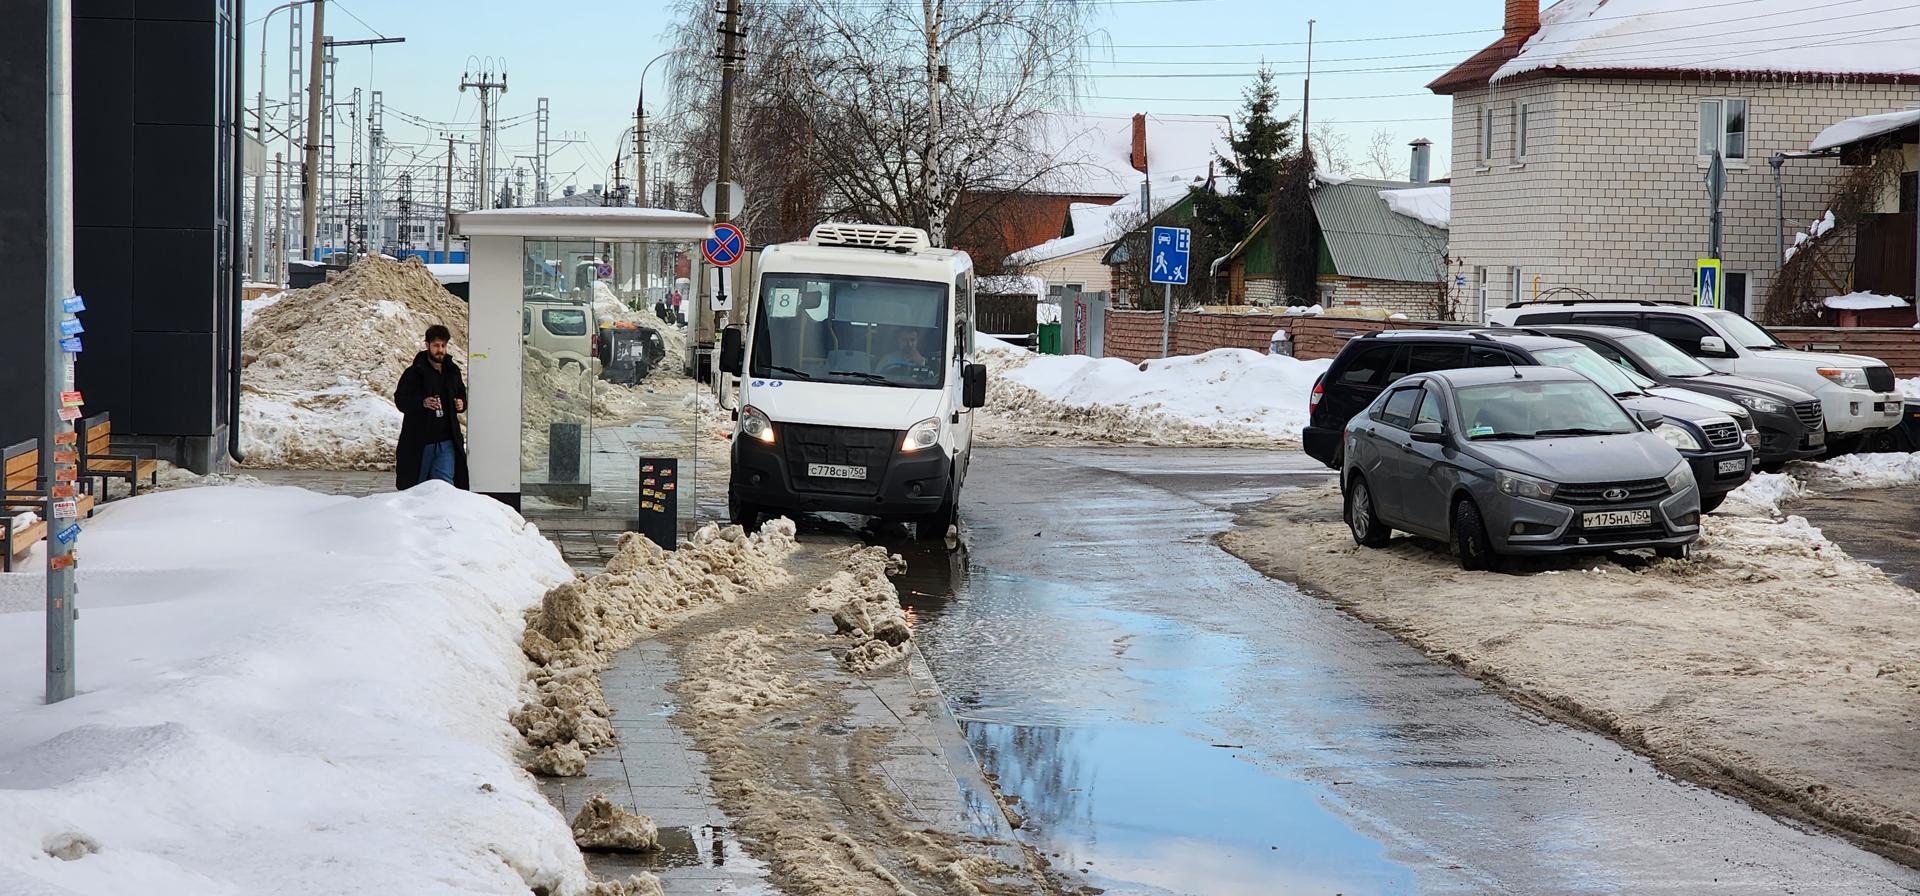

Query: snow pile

[0,484,663,895]
[1493,0,1920,82]
[512,521,799,776]
[1281,304,1325,316]
[1721,471,1805,517]
[571,794,661,853]
[805,546,912,673]
[1036,301,1063,325]
[1823,291,1910,311]
[1814,108,1920,152]
[240,256,468,469]
[1900,377,1920,399]
[1380,186,1451,229]
[237,289,284,328]
[1809,452,1920,489]
[1001,348,1332,443]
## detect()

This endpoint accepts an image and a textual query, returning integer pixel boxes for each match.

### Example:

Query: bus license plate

[1717,458,1745,475]
[1582,509,1651,529]
[808,463,867,481]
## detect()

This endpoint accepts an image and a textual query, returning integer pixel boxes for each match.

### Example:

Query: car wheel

[1344,475,1391,548]
[1451,498,1501,572]
[1656,543,1693,561]
[914,481,958,542]
[728,494,764,533]
[1699,493,1726,514]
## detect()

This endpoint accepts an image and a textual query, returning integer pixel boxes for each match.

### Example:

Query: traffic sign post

[1696,258,1722,309]
[1150,226,1191,358]
[703,222,745,318]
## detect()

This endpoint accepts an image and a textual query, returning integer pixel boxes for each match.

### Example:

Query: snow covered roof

[1004,181,1190,267]
[1380,186,1451,229]
[1313,179,1448,284]
[1492,0,1920,84]
[451,207,712,241]
[1023,112,1231,197]
[1811,108,1920,151]
[1824,291,1912,311]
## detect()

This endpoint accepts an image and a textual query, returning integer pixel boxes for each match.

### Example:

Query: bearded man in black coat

[393,324,470,490]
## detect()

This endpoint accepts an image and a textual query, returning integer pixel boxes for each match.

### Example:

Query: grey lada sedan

[1341,366,1702,571]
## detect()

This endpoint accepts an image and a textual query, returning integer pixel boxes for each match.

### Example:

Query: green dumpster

[1036,323,1063,355]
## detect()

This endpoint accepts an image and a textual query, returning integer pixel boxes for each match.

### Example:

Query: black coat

[393,351,470,490]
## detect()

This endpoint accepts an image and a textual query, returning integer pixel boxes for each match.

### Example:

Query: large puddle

[898,560,1416,895]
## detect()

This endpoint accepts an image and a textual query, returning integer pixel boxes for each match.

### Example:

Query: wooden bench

[3,439,96,573]
[79,412,157,500]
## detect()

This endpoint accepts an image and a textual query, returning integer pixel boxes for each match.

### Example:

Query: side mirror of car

[719,326,745,375]
[1634,407,1665,429]
[962,363,988,408]
[1697,335,1730,357]
[1409,421,1447,443]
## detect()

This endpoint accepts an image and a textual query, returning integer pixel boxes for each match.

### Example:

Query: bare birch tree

[657,0,1094,248]
[1364,128,1402,180]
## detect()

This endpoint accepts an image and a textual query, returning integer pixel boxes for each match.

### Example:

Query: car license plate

[808,463,867,481]
[1717,458,1746,475]
[1582,509,1652,529]
[1808,430,1825,447]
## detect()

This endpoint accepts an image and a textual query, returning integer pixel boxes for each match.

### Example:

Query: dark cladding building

[1,1,241,471]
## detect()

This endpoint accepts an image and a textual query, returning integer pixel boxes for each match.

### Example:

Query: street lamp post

[633,50,673,300]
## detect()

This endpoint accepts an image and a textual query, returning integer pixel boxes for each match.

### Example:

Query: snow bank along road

[0,483,623,895]
[1223,470,1920,872]
[904,446,1920,894]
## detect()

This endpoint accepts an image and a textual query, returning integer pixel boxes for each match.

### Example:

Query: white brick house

[1433,0,1920,322]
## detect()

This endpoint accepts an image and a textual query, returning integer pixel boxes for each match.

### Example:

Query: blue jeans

[421,440,456,484]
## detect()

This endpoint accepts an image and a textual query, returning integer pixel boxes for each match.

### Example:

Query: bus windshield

[750,273,949,388]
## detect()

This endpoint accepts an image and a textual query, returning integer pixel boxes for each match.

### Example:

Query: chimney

[1505,0,1541,40]
[1130,113,1149,175]
[1409,138,1432,184]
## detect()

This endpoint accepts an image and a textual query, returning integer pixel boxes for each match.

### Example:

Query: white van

[720,224,987,539]
[1489,300,1901,451]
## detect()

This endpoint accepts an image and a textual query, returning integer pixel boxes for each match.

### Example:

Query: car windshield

[1533,347,1646,397]
[1454,380,1637,440]
[1705,310,1785,350]
[749,273,949,388]
[1618,332,1715,377]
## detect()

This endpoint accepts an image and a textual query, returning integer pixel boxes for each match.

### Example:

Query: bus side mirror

[963,363,987,408]
[719,327,745,375]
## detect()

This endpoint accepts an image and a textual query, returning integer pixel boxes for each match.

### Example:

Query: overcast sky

[258,0,1511,199]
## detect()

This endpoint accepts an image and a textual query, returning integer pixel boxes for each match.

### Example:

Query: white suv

[1488,301,1900,449]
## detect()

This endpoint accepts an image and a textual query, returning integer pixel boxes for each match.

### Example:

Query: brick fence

[1105,312,1920,376]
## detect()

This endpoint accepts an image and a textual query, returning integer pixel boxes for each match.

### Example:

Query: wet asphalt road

[1790,484,1920,588]
[894,447,1920,896]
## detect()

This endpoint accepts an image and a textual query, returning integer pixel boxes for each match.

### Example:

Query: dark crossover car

[1306,330,1754,511]
[1522,325,1825,468]
[1342,366,1701,571]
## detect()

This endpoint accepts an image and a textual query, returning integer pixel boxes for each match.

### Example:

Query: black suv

[1305,330,1756,511]
[1522,325,1826,468]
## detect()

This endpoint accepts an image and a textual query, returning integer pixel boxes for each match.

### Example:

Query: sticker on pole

[1149,226,1191,286]
[55,523,81,545]
[702,222,744,268]
[63,295,86,313]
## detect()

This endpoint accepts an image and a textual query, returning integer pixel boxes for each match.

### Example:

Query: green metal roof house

[1219,176,1451,317]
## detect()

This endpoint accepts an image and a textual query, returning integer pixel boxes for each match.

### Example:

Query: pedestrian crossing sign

[1696,259,1722,309]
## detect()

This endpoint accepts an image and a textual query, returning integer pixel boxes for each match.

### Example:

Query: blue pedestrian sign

[703,222,745,268]
[1150,226,1190,286]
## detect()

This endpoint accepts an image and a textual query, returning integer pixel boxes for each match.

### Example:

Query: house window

[1474,266,1489,320]
[1510,266,1526,304]
[1480,106,1495,163]
[1698,98,1748,160]
[1515,103,1531,159]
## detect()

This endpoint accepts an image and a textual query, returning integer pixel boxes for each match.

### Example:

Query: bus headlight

[741,405,775,444]
[902,417,941,452]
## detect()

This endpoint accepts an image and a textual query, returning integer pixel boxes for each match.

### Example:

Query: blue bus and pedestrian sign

[1150,226,1191,286]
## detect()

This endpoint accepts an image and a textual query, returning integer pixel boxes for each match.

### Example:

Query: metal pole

[716,0,739,226]
[1161,283,1172,359]
[443,136,454,260]
[1301,19,1315,154]
[1772,153,1785,278]
[46,0,77,704]
[253,23,268,279]
[273,152,284,281]
[299,0,324,259]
